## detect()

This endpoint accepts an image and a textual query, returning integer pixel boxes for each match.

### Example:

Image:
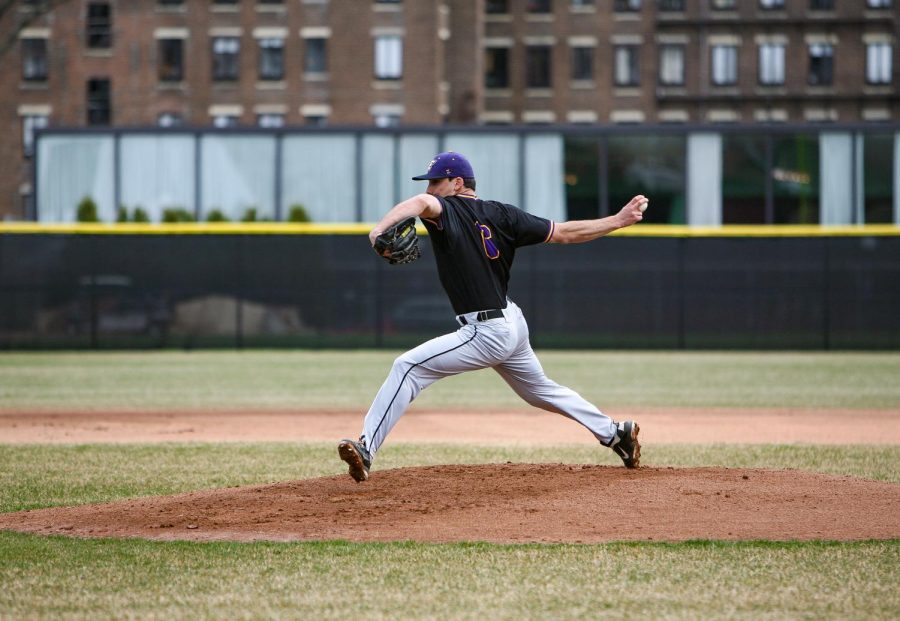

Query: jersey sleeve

[505,204,554,247]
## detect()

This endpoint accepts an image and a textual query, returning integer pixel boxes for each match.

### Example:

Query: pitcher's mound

[2,464,899,543]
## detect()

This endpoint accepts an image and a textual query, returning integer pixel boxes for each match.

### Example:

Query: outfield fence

[1,225,898,350]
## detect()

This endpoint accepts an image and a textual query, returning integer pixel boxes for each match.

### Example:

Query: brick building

[1,0,897,220]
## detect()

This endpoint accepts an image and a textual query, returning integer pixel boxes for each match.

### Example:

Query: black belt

[458,308,504,325]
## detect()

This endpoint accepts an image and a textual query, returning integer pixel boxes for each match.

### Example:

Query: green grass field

[2,351,899,619]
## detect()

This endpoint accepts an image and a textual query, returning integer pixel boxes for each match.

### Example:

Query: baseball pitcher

[339,151,647,482]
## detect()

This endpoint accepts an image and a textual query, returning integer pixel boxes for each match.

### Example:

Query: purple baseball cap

[411,151,475,181]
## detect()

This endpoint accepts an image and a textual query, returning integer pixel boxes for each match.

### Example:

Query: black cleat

[608,421,641,469]
[338,438,372,482]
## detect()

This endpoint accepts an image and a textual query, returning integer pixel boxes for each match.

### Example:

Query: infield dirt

[2,464,899,543]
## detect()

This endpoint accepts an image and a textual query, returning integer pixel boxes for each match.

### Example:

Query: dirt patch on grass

[2,407,898,445]
[2,464,898,543]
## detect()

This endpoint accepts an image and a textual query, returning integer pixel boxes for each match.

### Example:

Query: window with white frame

[21,38,48,81]
[759,0,785,8]
[659,45,684,85]
[808,43,833,85]
[711,45,738,85]
[758,43,785,85]
[258,38,284,80]
[866,0,892,8]
[374,35,402,79]
[22,114,48,158]
[614,45,639,86]
[866,43,892,84]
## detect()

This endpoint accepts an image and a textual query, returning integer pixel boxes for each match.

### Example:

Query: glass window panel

[712,45,737,85]
[374,36,402,79]
[22,114,49,158]
[486,0,508,13]
[305,38,327,73]
[485,47,509,87]
[608,135,685,224]
[863,134,894,223]
[212,37,240,81]
[258,38,284,80]
[526,46,552,88]
[563,136,599,220]
[22,38,48,81]
[571,47,593,81]
[772,134,819,223]
[158,39,183,81]
[282,135,357,222]
[120,135,195,221]
[758,44,784,85]
[201,135,276,220]
[722,135,768,223]
[614,46,639,86]
[867,43,892,85]
[808,43,833,85]
[528,0,552,12]
[659,45,684,85]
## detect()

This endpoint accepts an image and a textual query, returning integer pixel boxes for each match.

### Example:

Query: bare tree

[0,0,73,58]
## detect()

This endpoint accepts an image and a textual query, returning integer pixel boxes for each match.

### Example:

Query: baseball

[639,199,649,212]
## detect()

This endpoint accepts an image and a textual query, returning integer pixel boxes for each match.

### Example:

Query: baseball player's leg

[492,305,617,444]
[360,324,502,456]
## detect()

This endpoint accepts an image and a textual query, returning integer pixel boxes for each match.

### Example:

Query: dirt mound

[2,465,899,543]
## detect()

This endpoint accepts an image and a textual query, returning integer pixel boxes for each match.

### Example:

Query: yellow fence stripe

[1,222,898,237]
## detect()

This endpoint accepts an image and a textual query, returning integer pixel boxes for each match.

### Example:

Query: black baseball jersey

[421,195,555,315]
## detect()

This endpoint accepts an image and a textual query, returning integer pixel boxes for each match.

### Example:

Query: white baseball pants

[360,299,618,457]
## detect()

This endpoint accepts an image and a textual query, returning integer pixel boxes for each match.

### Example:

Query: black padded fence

[1,233,898,350]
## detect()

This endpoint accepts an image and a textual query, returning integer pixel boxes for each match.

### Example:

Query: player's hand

[617,195,648,227]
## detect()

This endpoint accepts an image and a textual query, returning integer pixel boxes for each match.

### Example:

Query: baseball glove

[373,217,421,265]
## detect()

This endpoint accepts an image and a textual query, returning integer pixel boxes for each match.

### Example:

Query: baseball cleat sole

[338,441,369,482]
[628,423,641,469]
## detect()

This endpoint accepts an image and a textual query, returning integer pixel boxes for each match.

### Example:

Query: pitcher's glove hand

[372,217,421,265]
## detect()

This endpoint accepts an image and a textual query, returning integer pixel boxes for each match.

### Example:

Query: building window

[528,0,552,12]
[526,45,552,88]
[571,46,594,81]
[659,45,684,85]
[866,0,892,7]
[571,0,595,6]
[808,43,833,85]
[711,0,736,8]
[866,43,892,84]
[212,114,239,128]
[304,38,327,73]
[257,113,284,128]
[614,0,641,10]
[810,0,834,9]
[658,0,684,10]
[157,112,182,127]
[258,38,284,80]
[373,113,401,127]
[758,43,785,85]
[213,0,238,3]
[86,2,112,49]
[87,78,111,125]
[374,35,402,79]
[22,114,48,158]
[485,47,509,88]
[614,45,639,86]
[759,0,785,8]
[486,0,508,12]
[305,115,327,126]
[711,45,738,85]
[212,37,240,81]
[21,38,48,81]
[158,39,183,82]
[158,0,184,5]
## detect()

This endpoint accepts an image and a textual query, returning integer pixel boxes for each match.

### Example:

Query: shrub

[161,207,195,223]
[133,207,150,223]
[287,204,311,222]
[206,209,229,222]
[241,207,258,222]
[116,206,129,222]
[76,197,99,222]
